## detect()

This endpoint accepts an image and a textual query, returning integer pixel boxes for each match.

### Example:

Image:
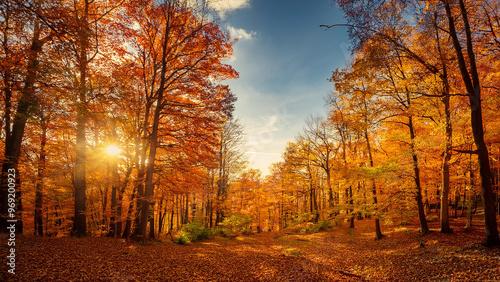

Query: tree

[300,116,338,211]
[441,0,500,246]
[0,0,59,233]
[214,119,246,225]
[330,61,386,239]
[333,0,499,247]
[124,0,238,239]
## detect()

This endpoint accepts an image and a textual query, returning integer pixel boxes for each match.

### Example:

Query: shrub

[302,220,334,233]
[173,233,190,245]
[317,220,334,229]
[212,227,233,237]
[182,221,211,242]
[174,221,211,244]
[219,214,253,234]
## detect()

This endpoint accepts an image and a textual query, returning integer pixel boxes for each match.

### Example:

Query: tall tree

[125,0,238,239]
[0,0,55,233]
[215,119,246,225]
[441,0,499,246]
[55,0,125,237]
[300,116,338,211]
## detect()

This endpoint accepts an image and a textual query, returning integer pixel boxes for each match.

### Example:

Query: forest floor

[1,213,500,281]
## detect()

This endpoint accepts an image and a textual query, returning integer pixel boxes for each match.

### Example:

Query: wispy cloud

[208,0,250,18]
[227,26,257,40]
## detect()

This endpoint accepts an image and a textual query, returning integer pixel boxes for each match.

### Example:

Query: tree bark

[72,0,90,237]
[107,120,119,237]
[440,92,453,233]
[121,184,136,239]
[365,127,383,239]
[34,118,47,236]
[443,0,500,246]
[432,13,454,233]
[1,16,43,233]
[116,166,132,237]
[409,116,430,234]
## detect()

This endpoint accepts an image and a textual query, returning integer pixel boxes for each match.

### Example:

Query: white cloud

[208,0,250,18]
[227,26,257,40]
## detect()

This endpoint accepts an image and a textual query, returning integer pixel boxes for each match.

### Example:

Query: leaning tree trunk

[443,0,499,246]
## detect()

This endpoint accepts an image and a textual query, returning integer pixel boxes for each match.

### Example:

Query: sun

[105,145,121,156]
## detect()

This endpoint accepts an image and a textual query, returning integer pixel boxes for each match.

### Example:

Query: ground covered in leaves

[1,215,500,281]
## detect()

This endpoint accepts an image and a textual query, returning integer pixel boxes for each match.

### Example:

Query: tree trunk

[433,13,454,233]
[34,119,47,236]
[184,194,189,224]
[0,16,43,233]
[349,185,354,229]
[122,184,137,239]
[149,201,155,239]
[443,0,500,246]
[169,201,174,233]
[365,128,383,239]
[108,160,118,237]
[108,120,119,237]
[135,4,173,238]
[440,92,453,233]
[73,0,90,237]
[326,170,333,208]
[409,116,430,234]
[116,165,132,237]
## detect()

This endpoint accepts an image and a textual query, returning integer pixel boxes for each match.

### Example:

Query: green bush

[219,214,253,233]
[182,221,211,241]
[318,220,334,229]
[302,220,334,233]
[212,227,234,237]
[173,232,190,244]
[174,221,211,244]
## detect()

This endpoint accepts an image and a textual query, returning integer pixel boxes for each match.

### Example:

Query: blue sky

[209,0,350,175]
